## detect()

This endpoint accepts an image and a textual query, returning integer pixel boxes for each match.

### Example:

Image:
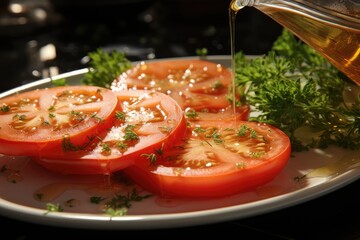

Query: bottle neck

[233,0,360,31]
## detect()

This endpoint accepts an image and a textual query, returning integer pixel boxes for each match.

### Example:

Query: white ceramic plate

[0,56,359,230]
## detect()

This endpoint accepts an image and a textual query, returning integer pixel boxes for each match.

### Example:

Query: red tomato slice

[0,86,118,157]
[32,90,187,175]
[111,59,249,121]
[123,120,291,198]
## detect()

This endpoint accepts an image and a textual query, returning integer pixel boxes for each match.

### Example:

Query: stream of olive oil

[229,1,243,123]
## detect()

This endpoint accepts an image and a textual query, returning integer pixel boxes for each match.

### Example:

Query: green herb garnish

[51,78,67,86]
[0,105,10,112]
[45,203,63,214]
[90,196,106,204]
[82,48,132,88]
[104,189,151,217]
[233,29,360,151]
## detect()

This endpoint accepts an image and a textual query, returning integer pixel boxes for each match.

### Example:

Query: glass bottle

[231,0,360,85]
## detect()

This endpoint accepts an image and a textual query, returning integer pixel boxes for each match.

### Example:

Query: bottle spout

[232,0,259,7]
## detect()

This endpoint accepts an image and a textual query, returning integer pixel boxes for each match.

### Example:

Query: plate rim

[1,167,360,230]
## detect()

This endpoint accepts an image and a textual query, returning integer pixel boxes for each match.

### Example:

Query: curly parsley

[81,48,132,88]
[233,29,360,151]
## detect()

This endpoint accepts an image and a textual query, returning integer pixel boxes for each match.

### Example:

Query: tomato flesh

[0,86,118,156]
[111,59,249,121]
[123,120,291,198]
[33,90,187,175]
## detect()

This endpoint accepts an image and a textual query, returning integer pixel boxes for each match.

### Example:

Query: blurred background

[0,0,282,93]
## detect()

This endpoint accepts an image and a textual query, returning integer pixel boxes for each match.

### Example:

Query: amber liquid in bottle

[230,1,360,86]
[260,7,360,85]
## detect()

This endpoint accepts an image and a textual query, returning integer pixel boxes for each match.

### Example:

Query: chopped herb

[13,114,26,120]
[249,129,257,138]
[141,143,165,165]
[158,125,171,134]
[124,125,139,141]
[237,125,249,137]
[154,143,164,156]
[42,121,51,126]
[115,111,126,121]
[104,188,151,217]
[141,153,158,165]
[61,135,95,152]
[100,142,111,153]
[116,141,128,152]
[0,105,10,112]
[185,110,199,120]
[45,203,63,214]
[62,136,79,152]
[90,196,106,204]
[105,207,128,217]
[194,126,206,133]
[70,110,85,122]
[90,113,102,123]
[210,131,223,144]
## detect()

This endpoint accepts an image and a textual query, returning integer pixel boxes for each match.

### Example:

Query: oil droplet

[34,183,93,202]
[295,150,360,181]
[33,173,138,203]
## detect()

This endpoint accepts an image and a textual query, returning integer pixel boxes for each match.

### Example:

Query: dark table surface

[1,1,360,239]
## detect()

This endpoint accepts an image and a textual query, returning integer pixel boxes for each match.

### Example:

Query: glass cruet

[231,0,360,85]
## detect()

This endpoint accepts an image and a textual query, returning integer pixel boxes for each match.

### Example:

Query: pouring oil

[229,2,241,120]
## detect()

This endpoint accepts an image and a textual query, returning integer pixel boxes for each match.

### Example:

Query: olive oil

[230,0,360,85]
[258,7,360,85]
[229,3,240,118]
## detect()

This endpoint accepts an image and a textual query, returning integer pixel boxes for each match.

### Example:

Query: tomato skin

[0,86,118,157]
[32,90,187,175]
[111,59,249,121]
[123,121,291,198]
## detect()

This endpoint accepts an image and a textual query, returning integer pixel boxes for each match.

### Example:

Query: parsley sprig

[234,29,360,151]
[82,48,132,88]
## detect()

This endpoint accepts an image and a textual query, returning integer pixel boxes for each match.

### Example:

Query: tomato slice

[32,90,187,175]
[123,120,291,198]
[111,59,249,121]
[0,86,118,157]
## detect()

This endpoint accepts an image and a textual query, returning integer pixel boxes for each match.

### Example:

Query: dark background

[0,0,282,93]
